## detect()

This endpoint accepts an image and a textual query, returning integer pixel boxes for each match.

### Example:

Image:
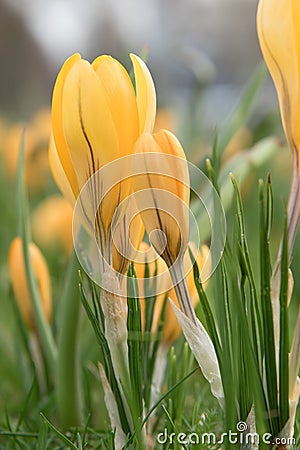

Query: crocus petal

[48,133,77,206]
[132,129,190,265]
[62,59,119,187]
[130,54,156,133]
[151,129,190,206]
[52,53,81,196]
[62,59,130,229]
[92,55,139,156]
[257,0,300,154]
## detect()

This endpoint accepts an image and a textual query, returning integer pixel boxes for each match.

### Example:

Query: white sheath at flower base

[100,270,129,378]
[170,300,223,403]
[98,364,126,450]
[100,269,134,433]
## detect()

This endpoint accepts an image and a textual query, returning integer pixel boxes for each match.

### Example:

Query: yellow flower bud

[50,53,156,236]
[135,242,211,343]
[31,196,74,255]
[8,238,52,331]
[132,129,190,267]
[257,0,300,155]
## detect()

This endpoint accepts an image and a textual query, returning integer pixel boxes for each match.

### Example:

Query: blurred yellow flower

[132,129,190,267]
[31,195,74,255]
[49,53,156,237]
[223,126,252,161]
[2,108,52,191]
[8,237,52,331]
[257,0,300,158]
[135,242,210,343]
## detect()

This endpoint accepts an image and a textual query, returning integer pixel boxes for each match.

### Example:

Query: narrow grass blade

[56,252,83,428]
[126,263,143,419]
[40,413,79,450]
[279,205,289,430]
[123,367,199,449]
[259,179,279,435]
[231,174,263,367]
[189,247,221,359]
[16,132,57,369]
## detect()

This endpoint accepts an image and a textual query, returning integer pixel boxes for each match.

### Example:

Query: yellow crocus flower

[257,0,300,157]
[132,129,190,267]
[8,237,52,331]
[49,52,156,239]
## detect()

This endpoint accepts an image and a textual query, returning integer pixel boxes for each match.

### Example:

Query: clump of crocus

[8,237,52,331]
[48,54,159,445]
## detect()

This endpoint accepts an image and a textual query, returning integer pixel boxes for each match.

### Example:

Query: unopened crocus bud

[8,238,52,331]
[132,129,190,267]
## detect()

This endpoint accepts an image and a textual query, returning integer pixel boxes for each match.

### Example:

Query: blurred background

[0,0,271,125]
